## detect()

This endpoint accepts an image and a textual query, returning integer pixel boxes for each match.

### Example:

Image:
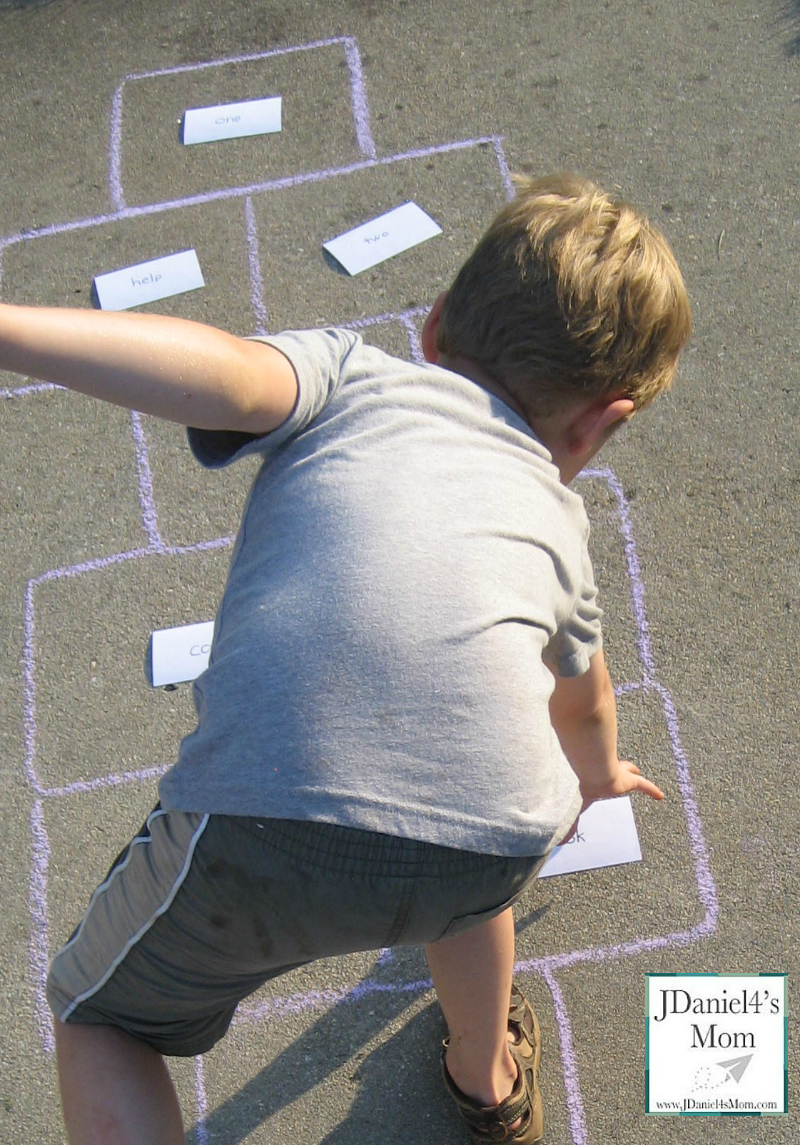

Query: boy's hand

[557,760,663,845]
[548,651,665,839]
[578,758,664,808]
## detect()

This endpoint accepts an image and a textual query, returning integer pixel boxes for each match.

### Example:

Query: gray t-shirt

[158,329,602,856]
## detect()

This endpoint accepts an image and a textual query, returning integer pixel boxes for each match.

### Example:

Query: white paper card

[94,250,205,311]
[538,796,642,878]
[183,96,282,145]
[151,621,214,687]
[323,201,442,275]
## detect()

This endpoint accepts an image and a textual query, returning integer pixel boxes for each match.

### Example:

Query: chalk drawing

[2,36,714,1145]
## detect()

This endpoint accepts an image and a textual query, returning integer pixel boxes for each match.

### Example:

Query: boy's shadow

[186,952,445,1145]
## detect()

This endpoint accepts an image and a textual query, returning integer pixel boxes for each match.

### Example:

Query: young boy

[1,173,690,1145]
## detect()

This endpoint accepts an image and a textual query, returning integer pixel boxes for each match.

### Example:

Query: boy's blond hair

[437,173,691,417]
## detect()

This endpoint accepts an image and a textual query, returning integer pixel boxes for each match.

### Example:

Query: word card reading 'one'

[323,202,442,275]
[538,795,642,878]
[183,96,282,145]
[94,250,205,310]
[151,620,214,687]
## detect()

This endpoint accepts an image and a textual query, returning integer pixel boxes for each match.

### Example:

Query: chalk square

[151,619,214,686]
[94,249,205,310]
[323,202,442,275]
[117,43,370,206]
[129,414,261,549]
[29,546,230,791]
[183,95,282,145]
[1,198,255,330]
[248,142,507,331]
[0,389,145,572]
[538,796,642,879]
[514,687,705,961]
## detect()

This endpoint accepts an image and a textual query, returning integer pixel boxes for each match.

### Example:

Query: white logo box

[646,974,787,1116]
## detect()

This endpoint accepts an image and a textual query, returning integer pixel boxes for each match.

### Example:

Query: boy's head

[434,173,691,422]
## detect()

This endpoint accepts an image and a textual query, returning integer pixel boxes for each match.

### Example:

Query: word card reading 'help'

[538,795,642,878]
[183,96,282,145]
[151,620,214,687]
[323,202,442,275]
[94,250,205,310]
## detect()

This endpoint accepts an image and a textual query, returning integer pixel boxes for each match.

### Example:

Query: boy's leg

[424,906,518,1106]
[54,1019,184,1145]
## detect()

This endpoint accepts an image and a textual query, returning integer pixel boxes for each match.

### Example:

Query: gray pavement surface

[0,0,798,1141]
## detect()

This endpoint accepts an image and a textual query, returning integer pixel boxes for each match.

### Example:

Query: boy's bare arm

[548,649,664,807]
[0,303,298,432]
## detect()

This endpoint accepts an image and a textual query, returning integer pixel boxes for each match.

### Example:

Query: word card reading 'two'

[323,202,442,275]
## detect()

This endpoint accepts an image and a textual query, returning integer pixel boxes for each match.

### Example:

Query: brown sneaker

[441,984,544,1144]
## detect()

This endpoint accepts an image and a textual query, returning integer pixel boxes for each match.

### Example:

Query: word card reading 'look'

[538,795,642,878]
[183,96,282,145]
[323,202,442,275]
[94,249,205,310]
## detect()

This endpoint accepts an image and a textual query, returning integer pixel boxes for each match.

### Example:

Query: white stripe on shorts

[58,812,210,1021]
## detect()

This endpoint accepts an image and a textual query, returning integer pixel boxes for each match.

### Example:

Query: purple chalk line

[129,411,163,547]
[492,137,515,201]
[346,305,428,331]
[244,196,269,336]
[3,137,505,253]
[109,37,377,210]
[41,763,171,801]
[541,969,587,1145]
[108,82,126,211]
[342,37,377,161]
[1,382,62,400]
[29,800,55,1056]
[582,466,655,683]
[194,1056,209,1145]
[235,976,433,1025]
[400,313,425,363]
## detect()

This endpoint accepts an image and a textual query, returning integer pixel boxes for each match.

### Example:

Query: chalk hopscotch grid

[22,461,717,1145]
[0,36,717,1145]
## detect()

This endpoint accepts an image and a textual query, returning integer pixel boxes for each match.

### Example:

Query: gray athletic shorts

[47,807,545,1057]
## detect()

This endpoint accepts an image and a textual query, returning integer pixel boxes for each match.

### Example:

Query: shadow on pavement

[782,1,800,54]
[186,964,439,1145]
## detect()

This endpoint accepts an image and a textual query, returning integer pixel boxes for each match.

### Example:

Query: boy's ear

[566,396,635,456]
[421,292,448,363]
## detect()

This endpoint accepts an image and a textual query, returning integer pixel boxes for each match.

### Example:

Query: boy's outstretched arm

[0,303,298,432]
[548,649,664,809]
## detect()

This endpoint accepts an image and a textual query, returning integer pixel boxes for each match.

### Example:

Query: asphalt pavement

[0,1,798,1141]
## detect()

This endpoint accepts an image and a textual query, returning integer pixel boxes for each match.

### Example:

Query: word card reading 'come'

[183,96,282,145]
[323,202,442,275]
[94,250,205,310]
[151,620,214,687]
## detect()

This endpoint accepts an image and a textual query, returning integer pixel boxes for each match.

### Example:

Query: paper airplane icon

[717,1054,753,1084]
